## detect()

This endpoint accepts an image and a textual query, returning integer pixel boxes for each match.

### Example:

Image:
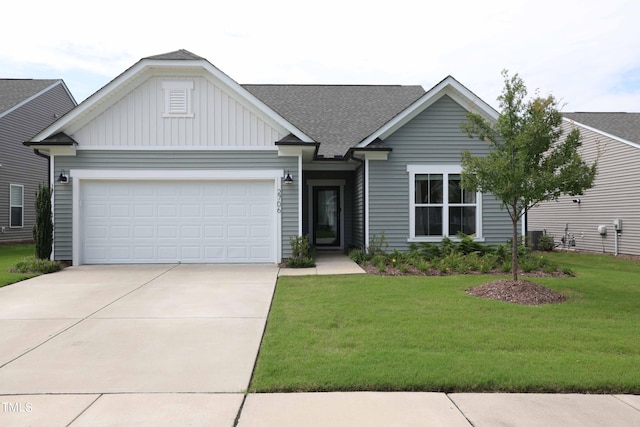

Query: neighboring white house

[529,112,640,256]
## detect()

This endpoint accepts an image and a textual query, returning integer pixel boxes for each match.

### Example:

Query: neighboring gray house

[26,50,512,265]
[529,112,640,256]
[0,79,76,243]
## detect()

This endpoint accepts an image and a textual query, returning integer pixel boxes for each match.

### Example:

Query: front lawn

[0,244,38,287]
[251,251,640,393]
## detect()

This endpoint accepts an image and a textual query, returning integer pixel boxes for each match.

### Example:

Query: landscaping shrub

[367,232,389,256]
[11,257,61,274]
[33,184,53,260]
[286,235,316,268]
[538,234,556,251]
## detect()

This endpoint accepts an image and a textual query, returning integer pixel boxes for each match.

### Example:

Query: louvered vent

[162,81,194,117]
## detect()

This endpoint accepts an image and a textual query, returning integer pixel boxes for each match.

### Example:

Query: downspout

[34,149,50,182]
[349,150,366,250]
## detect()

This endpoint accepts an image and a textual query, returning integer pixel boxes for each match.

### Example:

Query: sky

[2,0,639,112]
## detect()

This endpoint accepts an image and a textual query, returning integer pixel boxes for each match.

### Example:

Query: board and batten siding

[71,75,286,148]
[529,121,640,256]
[368,95,513,251]
[52,151,298,261]
[0,82,76,242]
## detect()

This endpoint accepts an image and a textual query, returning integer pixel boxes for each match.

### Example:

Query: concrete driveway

[0,264,277,426]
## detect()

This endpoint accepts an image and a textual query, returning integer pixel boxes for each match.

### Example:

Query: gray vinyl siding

[529,122,640,256]
[368,95,512,251]
[352,163,365,249]
[0,83,76,242]
[52,150,297,261]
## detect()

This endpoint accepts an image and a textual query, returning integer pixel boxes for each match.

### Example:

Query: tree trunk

[512,215,519,281]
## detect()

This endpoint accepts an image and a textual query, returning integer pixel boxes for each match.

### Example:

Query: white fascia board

[77,145,278,152]
[357,76,499,148]
[350,150,389,160]
[69,169,285,180]
[563,117,640,150]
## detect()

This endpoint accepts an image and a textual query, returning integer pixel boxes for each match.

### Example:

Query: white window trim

[9,184,24,228]
[407,165,483,242]
[162,81,194,118]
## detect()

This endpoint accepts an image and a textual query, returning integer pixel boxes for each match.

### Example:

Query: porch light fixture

[283,171,294,185]
[56,170,69,184]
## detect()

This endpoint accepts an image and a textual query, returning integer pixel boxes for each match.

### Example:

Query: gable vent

[162,81,194,117]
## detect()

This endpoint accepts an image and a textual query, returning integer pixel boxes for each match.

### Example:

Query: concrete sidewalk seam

[66,393,102,426]
[446,393,476,427]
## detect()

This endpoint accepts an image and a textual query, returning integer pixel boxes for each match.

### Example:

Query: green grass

[251,251,640,393]
[0,244,39,287]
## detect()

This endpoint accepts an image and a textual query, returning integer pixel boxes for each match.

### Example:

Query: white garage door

[81,180,276,264]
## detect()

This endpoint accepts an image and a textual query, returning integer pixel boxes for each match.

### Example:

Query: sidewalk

[237,392,640,426]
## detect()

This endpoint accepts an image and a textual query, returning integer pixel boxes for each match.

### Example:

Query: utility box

[613,218,623,232]
[527,231,543,250]
[598,225,607,236]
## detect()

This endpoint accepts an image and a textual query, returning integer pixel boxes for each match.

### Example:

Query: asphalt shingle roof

[563,112,640,146]
[143,49,205,61]
[243,85,425,157]
[0,79,59,116]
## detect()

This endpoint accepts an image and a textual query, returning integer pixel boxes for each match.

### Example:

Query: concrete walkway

[1,257,638,426]
[278,251,366,276]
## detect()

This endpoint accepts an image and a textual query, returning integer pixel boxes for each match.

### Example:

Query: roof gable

[244,85,425,157]
[563,112,640,149]
[357,76,498,147]
[30,50,313,143]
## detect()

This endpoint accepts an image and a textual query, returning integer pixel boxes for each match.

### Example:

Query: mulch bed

[359,264,570,305]
[465,279,567,306]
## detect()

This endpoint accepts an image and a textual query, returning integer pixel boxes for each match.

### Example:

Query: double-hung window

[408,165,482,241]
[9,184,24,228]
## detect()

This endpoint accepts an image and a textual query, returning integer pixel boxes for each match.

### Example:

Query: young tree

[33,184,53,260]
[460,71,597,281]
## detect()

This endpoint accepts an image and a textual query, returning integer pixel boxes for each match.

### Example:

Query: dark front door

[313,186,340,247]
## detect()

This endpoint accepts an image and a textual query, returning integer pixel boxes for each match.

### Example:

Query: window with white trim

[408,166,482,241]
[162,81,194,117]
[9,184,24,228]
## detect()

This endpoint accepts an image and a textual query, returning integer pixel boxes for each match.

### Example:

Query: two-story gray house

[26,50,512,265]
[1,79,76,243]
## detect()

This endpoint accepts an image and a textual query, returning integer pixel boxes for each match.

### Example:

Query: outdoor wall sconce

[57,170,69,184]
[572,198,581,204]
[283,171,293,185]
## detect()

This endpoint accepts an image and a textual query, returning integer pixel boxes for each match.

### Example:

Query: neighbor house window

[162,81,194,117]
[408,166,482,241]
[9,184,24,228]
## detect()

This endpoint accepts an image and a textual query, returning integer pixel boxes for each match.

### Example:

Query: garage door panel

[81,180,276,264]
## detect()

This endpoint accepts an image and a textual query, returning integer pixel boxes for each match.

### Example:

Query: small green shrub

[287,235,316,268]
[457,233,485,255]
[538,235,556,251]
[11,257,62,274]
[520,256,537,273]
[367,232,389,256]
[348,249,370,264]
